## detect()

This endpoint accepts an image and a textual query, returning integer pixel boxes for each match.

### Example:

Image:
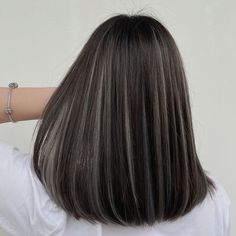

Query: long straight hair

[31,13,216,226]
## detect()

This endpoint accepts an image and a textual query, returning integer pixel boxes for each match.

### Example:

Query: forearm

[0,87,56,123]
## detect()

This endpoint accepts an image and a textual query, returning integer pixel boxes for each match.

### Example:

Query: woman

[0,13,231,235]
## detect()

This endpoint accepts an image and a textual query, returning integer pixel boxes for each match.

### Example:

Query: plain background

[0,0,235,235]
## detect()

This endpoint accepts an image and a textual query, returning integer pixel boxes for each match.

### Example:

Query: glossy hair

[31,13,216,226]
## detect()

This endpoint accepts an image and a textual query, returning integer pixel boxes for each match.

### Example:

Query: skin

[0,87,57,124]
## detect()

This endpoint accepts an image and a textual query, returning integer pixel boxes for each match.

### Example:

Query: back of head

[31,13,216,226]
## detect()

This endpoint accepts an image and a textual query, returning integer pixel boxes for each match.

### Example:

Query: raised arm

[0,87,56,124]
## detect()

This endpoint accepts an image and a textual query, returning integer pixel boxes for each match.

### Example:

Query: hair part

[31,12,216,226]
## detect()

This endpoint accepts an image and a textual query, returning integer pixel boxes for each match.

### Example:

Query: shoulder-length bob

[31,13,216,226]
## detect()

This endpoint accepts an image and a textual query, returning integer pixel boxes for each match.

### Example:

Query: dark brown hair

[31,13,216,226]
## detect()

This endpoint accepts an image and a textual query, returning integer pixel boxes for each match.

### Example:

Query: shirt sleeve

[0,140,67,236]
[0,140,31,235]
[211,175,232,236]
[223,189,232,236]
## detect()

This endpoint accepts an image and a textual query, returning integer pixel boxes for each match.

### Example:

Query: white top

[0,140,232,236]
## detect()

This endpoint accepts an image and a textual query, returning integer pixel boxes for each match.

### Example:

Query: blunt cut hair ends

[31,13,216,226]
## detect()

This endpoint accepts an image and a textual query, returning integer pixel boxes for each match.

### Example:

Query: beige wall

[0,0,235,235]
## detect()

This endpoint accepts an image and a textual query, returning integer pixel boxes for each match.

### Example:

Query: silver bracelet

[4,82,19,123]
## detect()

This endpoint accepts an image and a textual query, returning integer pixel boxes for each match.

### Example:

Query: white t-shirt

[0,140,232,236]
